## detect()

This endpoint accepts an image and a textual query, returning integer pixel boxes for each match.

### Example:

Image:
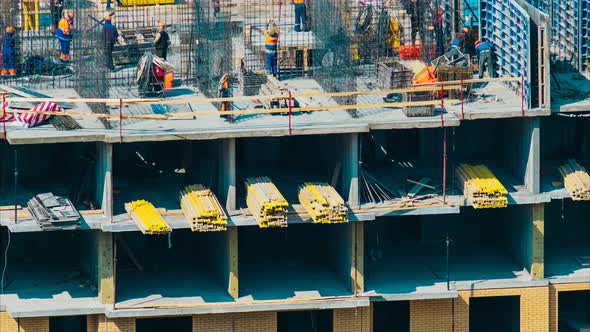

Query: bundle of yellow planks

[180,185,228,232]
[455,164,508,209]
[558,159,590,201]
[245,177,289,228]
[298,182,348,224]
[125,200,172,234]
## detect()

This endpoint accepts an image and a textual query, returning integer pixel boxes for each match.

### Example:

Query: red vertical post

[2,94,6,140]
[440,82,445,127]
[288,91,293,136]
[119,98,123,144]
[460,78,464,120]
[521,76,525,117]
[443,127,447,204]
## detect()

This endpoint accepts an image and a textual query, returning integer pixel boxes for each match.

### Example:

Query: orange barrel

[163,69,174,88]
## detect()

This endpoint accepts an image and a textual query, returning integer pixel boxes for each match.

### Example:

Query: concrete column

[219,138,236,212]
[531,204,544,279]
[98,232,115,304]
[524,118,540,193]
[351,222,364,294]
[342,134,359,207]
[228,227,239,299]
[96,143,113,222]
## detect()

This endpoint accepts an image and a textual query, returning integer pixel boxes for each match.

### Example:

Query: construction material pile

[27,193,81,230]
[558,159,590,201]
[245,177,289,228]
[239,70,267,96]
[456,164,508,209]
[180,185,228,231]
[259,76,292,110]
[125,200,172,234]
[377,60,412,89]
[298,183,348,224]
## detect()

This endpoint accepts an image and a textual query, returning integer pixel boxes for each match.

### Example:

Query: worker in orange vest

[264,20,279,77]
[2,26,16,78]
[55,11,74,62]
[293,0,307,32]
[218,74,233,122]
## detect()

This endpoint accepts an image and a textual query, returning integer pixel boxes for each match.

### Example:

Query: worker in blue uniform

[475,39,494,79]
[264,20,279,77]
[293,0,307,32]
[102,16,119,71]
[2,26,16,78]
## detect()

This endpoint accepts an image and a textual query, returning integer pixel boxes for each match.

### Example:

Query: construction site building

[0,0,588,331]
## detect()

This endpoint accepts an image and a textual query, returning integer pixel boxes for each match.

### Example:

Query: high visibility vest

[294,0,305,4]
[264,29,278,53]
[58,18,71,35]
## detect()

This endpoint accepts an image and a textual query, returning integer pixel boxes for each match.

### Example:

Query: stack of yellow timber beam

[298,182,348,224]
[180,185,228,231]
[245,177,289,228]
[455,164,508,209]
[558,159,590,201]
[125,200,172,234]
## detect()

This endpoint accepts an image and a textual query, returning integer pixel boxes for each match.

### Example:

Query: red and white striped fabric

[0,101,63,128]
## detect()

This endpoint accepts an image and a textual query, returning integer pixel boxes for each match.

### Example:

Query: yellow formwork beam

[125,200,172,234]
[558,159,590,201]
[180,184,228,232]
[456,164,508,209]
[245,177,288,228]
[298,182,348,224]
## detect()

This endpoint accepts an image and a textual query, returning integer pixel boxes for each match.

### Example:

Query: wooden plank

[407,177,430,198]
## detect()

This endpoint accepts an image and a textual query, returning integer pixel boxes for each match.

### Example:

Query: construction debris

[239,70,268,96]
[180,185,228,231]
[27,193,81,230]
[245,177,288,228]
[125,200,172,234]
[377,60,412,89]
[456,164,508,209]
[259,76,299,110]
[359,167,396,205]
[298,182,348,224]
[558,159,590,201]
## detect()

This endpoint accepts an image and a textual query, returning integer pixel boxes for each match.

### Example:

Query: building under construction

[0,0,588,331]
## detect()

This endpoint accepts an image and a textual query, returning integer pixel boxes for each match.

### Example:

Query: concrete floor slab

[546,246,590,283]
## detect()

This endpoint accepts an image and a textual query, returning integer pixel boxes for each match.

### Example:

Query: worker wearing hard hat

[264,20,279,77]
[102,16,119,71]
[55,11,74,62]
[1,26,16,78]
[475,39,494,79]
[293,0,307,32]
[218,74,233,122]
[154,22,170,60]
[450,32,465,52]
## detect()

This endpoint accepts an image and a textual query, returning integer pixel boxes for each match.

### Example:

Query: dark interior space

[559,290,590,332]
[49,315,87,332]
[239,223,351,300]
[236,135,344,205]
[136,316,192,332]
[277,309,333,332]
[115,229,232,303]
[545,201,590,278]
[113,140,220,215]
[373,301,409,332]
[0,229,97,299]
[469,296,520,332]
[364,207,529,294]
[0,142,98,210]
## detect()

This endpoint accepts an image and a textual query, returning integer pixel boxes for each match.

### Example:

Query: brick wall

[0,312,49,332]
[192,312,276,332]
[96,316,136,332]
[549,282,590,332]
[87,315,99,332]
[333,307,372,332]
[410,298,464,332]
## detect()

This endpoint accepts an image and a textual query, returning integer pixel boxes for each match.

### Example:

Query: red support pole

[460,78,464,120]
[2,94,6,140]
[440,82,445,128]
[443,127,447,204]
[119,97,123,144]
[288,91,293,136]
[521,76,525,117]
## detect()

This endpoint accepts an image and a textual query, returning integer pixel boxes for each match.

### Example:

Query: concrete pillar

[228,227,239,299]
[342,134,359,207]
[351,222,364,294]
[98,232,115,304]
[219,138,236,212]
[531,204,544,279]
[96,143,113,222]
[333,307,372,332]
[524,118,540,193]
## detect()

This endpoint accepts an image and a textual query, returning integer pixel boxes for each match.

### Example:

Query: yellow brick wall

[192,312,276,332]
[97,316,136,332]
[87,314,99,332]
[0,312,49,332]
[410,298,466,332]
[333,307,372,332]
[549,282,590,332]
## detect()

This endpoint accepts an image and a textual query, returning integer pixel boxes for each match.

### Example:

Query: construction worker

[102,16,119,71]
[264,20,279,77]
[475,39,494,79]
[293,0,307,32]
[55,11,74,62]
[212,0,221,17]
[450,31,465,52]
[50,0,64,33]
[1,26,16,78]
[154,22,170,60]
[218,74,232,122]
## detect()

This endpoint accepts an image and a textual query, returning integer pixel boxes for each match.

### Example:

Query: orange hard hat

[475,40,481,46]
[6,26,14,33]
[158,21,166,27]
[104,16,112,21]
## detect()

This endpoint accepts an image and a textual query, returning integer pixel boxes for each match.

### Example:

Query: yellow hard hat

[158,21,166,27]
[463,27,469,33]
